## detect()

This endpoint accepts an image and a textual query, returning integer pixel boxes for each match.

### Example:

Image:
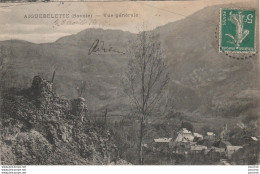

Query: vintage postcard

[0,0,259,165]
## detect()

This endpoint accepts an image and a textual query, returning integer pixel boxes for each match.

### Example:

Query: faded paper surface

[0,0,259,165]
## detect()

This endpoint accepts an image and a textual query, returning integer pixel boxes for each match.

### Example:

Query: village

[143,124,259,165]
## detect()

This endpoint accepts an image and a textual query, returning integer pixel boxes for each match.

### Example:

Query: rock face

[1,76,119,165]
[71,97,88,122]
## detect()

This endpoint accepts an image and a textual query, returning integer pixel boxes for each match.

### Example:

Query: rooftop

[191,145,207,151]
[226,145,243,151]
[154,138,172,143]
[177,128,192,134]
[206,132,215,136]
[212,147,225,153]
[175,133,194,142]
[193,132,203,138]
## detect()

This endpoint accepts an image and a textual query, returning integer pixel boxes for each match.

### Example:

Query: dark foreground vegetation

[0,76,127,165]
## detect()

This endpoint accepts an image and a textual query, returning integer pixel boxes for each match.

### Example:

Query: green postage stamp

[219,8,256,53]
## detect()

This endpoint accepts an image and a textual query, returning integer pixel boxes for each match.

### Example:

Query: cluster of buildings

[151,124,258,162]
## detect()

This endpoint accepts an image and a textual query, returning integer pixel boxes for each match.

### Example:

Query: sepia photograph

[0,0,259,166]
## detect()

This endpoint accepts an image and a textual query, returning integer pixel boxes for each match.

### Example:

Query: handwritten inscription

[88,39,125,55]
[53,19,97,26]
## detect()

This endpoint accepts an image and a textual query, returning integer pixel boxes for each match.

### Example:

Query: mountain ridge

[0,4,259,125]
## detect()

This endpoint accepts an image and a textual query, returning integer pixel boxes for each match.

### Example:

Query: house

[193,132,203,140]
[207,147,226,161]
[190,145,207,154]
[175,128,194,142]
[251,137,258,141]
[205,132,216,140]
[171,128,195,147]
[226,145,243,159]
[154,138,172,143]
[153,138,172,152]
[213,147,226,153]
[170,128,197,154]
[212,147,226,158]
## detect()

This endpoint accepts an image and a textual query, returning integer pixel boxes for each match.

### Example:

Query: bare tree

[122,31,169,164]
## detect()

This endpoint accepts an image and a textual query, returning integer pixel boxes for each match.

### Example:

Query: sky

[0,0,257,43]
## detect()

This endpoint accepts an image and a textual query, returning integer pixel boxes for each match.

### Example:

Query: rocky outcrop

[1,76,119,165]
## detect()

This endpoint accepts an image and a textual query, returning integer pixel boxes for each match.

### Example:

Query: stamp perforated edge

[218,8,257,54]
